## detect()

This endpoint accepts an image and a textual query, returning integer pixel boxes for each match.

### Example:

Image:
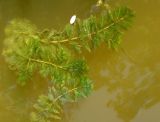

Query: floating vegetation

[2,2,134,122]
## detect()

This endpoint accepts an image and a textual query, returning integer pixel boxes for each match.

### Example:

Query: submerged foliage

[2,3,134,122]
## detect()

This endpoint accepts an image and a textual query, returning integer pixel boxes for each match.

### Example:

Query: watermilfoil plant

[2,1,134,122]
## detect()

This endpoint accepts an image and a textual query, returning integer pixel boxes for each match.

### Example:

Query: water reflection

[105,56,160,122]
[68,87,121,122]
[81,42,160,122]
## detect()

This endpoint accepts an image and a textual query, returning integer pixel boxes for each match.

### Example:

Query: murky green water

[0,0,160,122]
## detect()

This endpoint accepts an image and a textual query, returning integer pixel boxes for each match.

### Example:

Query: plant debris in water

[2,2,134,122]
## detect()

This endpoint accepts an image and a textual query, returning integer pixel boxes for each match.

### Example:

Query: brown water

[0,0,160,122]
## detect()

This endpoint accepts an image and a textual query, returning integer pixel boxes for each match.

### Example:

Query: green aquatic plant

[2,3,134,122]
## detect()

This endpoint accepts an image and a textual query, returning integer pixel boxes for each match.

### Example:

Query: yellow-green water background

[0,0,160,122]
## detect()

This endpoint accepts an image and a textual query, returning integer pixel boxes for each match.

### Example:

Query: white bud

[70,15,76,25]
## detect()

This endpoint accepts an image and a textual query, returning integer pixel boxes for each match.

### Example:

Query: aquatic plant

[2,2,134,122]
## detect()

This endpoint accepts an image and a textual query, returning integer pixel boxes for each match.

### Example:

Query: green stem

[45,17,124,44]
[17,53,65,70]
[36,86,80,120]
[29,58,65,70]
[54,87,78,102]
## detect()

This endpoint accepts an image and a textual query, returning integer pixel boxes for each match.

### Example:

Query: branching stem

[17,53,65,70]
[45,17,124,44]
[54,87,78,102]
[29,58,65,70]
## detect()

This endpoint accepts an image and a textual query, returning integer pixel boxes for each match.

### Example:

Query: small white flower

[70,15,76,25]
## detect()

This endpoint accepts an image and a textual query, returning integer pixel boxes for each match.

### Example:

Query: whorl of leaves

[41,6,134,49]
[2,5,134,122]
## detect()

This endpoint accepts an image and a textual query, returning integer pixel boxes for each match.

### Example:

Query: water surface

[0,0,160,122]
